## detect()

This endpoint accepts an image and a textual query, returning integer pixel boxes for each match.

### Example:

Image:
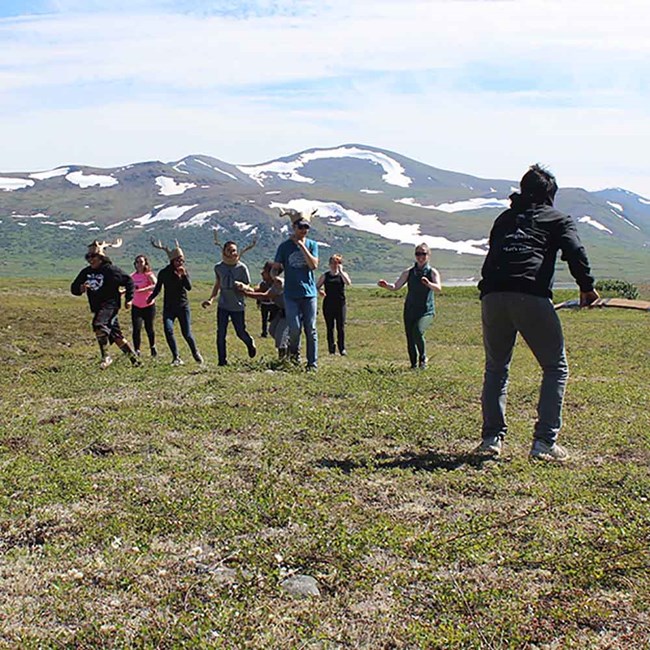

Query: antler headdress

[151,237,184,261]
[87,238,122,258]
[213,228,258,265]
[279,207,318,225]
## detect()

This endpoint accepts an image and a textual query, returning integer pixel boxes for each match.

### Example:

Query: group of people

[71,164,599,463]
[70,207,355,372]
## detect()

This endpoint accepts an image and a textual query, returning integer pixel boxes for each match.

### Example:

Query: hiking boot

[473,435,502,457]
[419,357,427,369]
[247,342,257,359]
[529,440,569,463]
[130,355,142,367]
[150,346,158,358]
[193,352,204,364]
[340,349,347,356]
[171,357,184,367]
[99,355,113,370]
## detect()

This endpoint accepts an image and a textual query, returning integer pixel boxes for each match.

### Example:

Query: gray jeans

[481,292,568,444]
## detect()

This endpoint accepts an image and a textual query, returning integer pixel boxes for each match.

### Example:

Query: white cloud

[0,2,649,195]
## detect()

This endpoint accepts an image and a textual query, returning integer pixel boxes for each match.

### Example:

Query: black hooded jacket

[70,260,134,313]
[479,193,595,299]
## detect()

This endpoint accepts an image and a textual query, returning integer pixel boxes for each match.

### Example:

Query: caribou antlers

[213,228,258,258]
[151,237,184,261]
[151,237,172,257]
[278,207,318,224]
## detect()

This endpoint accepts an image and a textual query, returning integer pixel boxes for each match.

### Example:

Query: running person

[202,240,256,366]
[377,243,442,369]
[272,208,319,370]
[130,254,158,357]
[70,239,141,369]
[148,239,203,366]
[317,254,351,355]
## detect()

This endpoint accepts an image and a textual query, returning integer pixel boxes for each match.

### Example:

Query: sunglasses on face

[85,253,99,261]
[295,224,310,230]
[415,251,427,257]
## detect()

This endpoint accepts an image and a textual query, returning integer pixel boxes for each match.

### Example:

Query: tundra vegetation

[0,279,648,649]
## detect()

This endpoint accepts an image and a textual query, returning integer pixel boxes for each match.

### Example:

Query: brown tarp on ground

[555,297,650,311]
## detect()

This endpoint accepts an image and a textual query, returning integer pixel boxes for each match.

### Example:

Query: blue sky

[1,0,649,196]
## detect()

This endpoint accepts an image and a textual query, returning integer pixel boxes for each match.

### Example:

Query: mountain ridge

[1,144,648,281]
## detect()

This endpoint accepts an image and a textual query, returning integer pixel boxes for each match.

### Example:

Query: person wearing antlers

[70,238,141,369]
[148,238,203,366]
[272,208,319,370]
[202,232,257,366]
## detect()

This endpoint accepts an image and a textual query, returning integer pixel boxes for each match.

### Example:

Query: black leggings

[131,305,156,351]
[323,299,346,353]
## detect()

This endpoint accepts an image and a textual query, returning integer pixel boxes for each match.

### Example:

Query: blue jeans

[163,305,199,360]
[481,292,568,445]
[217,307,254,365]
[284,296,318,367]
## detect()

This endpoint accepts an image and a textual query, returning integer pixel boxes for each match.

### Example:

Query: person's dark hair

[223,240,237,253]
[519,164,558,205]
[134,254,152,272]
[262,260,274,273]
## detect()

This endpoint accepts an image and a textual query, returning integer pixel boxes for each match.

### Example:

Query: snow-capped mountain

[1,144,648,281]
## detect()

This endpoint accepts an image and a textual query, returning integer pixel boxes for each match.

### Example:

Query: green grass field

[1,279,648,649]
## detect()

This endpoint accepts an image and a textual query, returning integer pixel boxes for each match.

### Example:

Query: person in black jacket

[148,239,203,366]
[70,239,141,369]
[474,164,599,463]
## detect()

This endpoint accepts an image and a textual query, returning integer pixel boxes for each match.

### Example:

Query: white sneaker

[100,355,113,370]
[529,440,569,463]
[473,435,502,457]
[171,357,184,367]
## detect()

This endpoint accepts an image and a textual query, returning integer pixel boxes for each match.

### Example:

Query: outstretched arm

[377,268,410,291]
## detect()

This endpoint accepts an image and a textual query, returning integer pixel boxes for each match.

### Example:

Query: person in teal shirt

[378,243,442,368]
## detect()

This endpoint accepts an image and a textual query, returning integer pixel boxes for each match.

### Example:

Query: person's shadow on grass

[316,449,498,474]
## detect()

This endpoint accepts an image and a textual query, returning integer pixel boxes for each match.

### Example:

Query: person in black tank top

[316,254,352,355]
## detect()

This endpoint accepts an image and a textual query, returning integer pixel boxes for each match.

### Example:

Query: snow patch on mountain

[360,189,384,194]
[66,171,119,188]
[8,212,49,219]
[60,220,96,227]
[399,197,510,213]
[0,177,35,191]
[133,204,198,226]
[606,201,624,212]
[193,158,238,180]
[238,146,412,188]
[270,199,488,256]
[155,176,197,196]
[29,167,69,180]
[578,216,612,234]
[609,209,640,231]
[638,197,650,205]
[233,221,254,232]
[105,220,128,230]
[178,210,219,228]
